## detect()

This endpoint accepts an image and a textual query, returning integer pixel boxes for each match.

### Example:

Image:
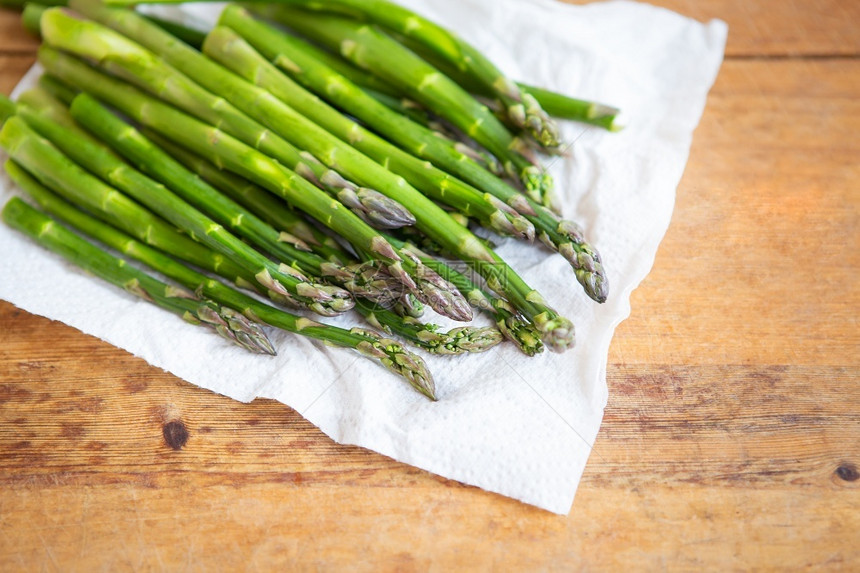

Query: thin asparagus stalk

[4,104,354,317]
[201,25,534,242]
[358,88,433,128]
[0,116,262,292]
[21,3,48,35]
[0,93,15,124]
[37,46,472,323]
[517,85,623,131]
[141,13,207,49]
[377,37,624,131]
[218,8,608,303]
[5,166,436,399]
[19,1,210,51]
[37,74,79,105]
[252,4,555,205]
[40,5,413,231]
[1,196,275,355]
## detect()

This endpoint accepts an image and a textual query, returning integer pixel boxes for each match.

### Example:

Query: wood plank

[0,480,856,570]
[611,58,860,367]
[0,8,39,54]
[0,54,35,95]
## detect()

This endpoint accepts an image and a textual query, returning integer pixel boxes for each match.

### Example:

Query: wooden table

[1,2,857,569]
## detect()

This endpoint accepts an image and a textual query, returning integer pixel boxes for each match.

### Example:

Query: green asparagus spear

[1,195,275,355]
[362,28,625,132]
[252,4,553,205]
[37,74,79,105]
[21,3,48,36]
[5,166,436,398]
[219,7,608,302]
[0,93,15,124]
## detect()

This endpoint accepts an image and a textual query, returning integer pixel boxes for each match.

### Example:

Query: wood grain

[1,2,859,570]
[561,0,860,57]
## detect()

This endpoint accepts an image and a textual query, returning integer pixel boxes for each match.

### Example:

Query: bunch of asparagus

[0,0,619,400]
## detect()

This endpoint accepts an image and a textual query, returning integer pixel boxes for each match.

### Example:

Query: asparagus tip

[532,312,575,353]
[354,328,437,400]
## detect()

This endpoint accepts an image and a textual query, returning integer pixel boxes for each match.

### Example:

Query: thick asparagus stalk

[5,166,436,399]
[516,85,622,131]
[37,74,79,105]
[37,45,471,322]
[1,195,275,355]
[219,7,608,303]
[4,105,354,317]
[252,4,554,205]
[21,3,48,36]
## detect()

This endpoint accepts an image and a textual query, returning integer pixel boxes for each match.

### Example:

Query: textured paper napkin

[0,0,726,513]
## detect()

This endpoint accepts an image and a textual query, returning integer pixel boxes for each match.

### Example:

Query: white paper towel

[0,0,726,513]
